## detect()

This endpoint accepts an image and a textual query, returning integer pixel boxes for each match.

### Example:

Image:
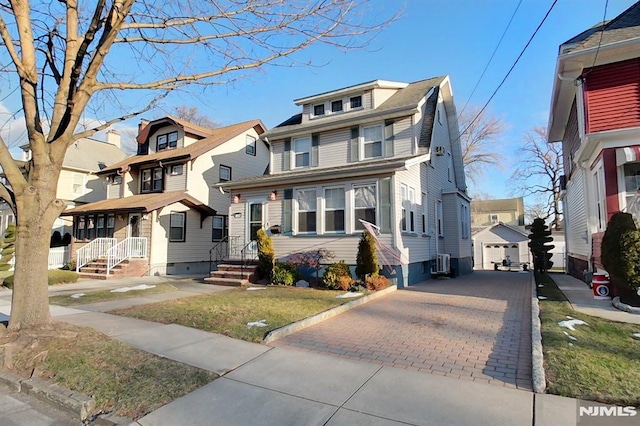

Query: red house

[547,1,640,280]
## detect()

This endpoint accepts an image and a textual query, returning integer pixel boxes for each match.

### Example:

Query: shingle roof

[136,115,217,144]
[63,191,215,216]
[55,138,127,172]
[562,1,640,53]
[100,119,265,174]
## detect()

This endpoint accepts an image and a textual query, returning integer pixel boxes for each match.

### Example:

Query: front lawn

[49,282,178,306]
[537,273,640,406]
[110,286,350,342]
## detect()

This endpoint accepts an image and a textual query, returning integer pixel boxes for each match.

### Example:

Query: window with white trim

[361,124,383,159]
[436,200,443,237]
[157,131,178,151]
[169,212,186,242]
[595,167,606,231]
[461,204,469,239]
[422,192,427,234]
[331,100,343,113]
[324,187,345,233]
[408,187,415,232]
[141,167,163,192]
[219,165,231,182]
[170,164,183,176]
[293,137,311,168]
[246,135,256,156]
[400,184,408,231]
[354,184,376,230]
[489,214,499,224]
[350,96,362,109]
[212,215,228,241]
[623,162,640,219]
[313,104,325,116]
[296,189,317,233]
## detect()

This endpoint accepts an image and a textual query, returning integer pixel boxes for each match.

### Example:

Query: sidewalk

[551,273,640,325]
[2,276,583,425]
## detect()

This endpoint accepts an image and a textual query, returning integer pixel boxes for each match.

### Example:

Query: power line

[459,0,524,117]
[585,0,610,76]
[457,0,559,144]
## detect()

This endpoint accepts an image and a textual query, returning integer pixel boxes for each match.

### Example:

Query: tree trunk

[7,182,64,331]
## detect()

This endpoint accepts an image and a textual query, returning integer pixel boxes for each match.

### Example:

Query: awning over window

[616,146,640,166]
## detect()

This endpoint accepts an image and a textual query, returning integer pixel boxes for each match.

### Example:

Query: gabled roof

[136,115,217,144]
[63,191,215,216]
[100,119,265,174]
[268,76,445,137]
[561,1,640,53]
[473,222,528,240]
[20,137,127,172]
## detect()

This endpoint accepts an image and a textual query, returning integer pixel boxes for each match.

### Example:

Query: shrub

[322,261,352,290]
[271,262,298,286]
[0,223,16,272]
[365,275,391,291]
[602,212,637,287]
[355,230,379,280]
[287,249,334,279]
[256,229,274,280]
[337,275,353,292]
[3,269,80,289]
[620,230,640,291]
[528,218,554,272]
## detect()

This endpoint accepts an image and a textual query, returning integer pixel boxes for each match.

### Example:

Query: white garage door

[483,243,520,269]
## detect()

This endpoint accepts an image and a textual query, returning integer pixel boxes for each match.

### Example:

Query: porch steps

[78,258,148,280]
[204,262,259,286]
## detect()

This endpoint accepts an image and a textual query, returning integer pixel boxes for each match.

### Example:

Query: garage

[483,243,520,269]
[472,223,531,270]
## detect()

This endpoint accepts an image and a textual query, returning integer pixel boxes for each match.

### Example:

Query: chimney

[106,129,121,150]
[138,120,149,137]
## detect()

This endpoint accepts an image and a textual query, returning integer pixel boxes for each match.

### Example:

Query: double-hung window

[354,184,376,230]
[107,215,115,237]
[401,184,408,231]
[461,204,469,239]
[296,189,317,233]
[422,193,427,234]
[400,185,415,232]
[96,215,106,238]
[219,165,231,182]
[157,131,178,151]
[212,215,228,241]
[169,212,186,242]
[141,167,163,192]
[362,125,382,159]
[324,187,345,233]
[246,135,256,156]
[436,200,443,237]
[293,137,311,168]
[408,187,415,232]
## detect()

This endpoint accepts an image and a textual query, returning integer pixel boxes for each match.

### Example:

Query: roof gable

[473,222,528,241]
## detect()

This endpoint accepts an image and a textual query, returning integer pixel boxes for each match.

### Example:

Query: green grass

[537,272,640,406]
[49,282,178,306]
[3,323,216,419]
[110,286,349,342]
[3,269,80,288]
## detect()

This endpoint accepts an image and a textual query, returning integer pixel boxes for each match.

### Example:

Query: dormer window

[108,175,122,185]
[313,104,325,116]
[331,100,343,113]
[157,131,178,151]
[350,96,362,109]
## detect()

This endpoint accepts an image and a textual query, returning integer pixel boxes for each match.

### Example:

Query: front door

[245,201,265,259]
[128,213,141,238]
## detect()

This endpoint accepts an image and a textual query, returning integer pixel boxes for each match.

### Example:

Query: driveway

[271,270,533,390]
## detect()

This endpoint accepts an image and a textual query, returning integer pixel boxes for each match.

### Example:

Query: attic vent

[97,161,106,170]
[435,146,445,156]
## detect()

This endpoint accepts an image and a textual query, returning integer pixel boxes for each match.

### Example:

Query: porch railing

[76,238,116,272]
[106,237,148,274]
[8,246,70,271]
[209,236,238,272]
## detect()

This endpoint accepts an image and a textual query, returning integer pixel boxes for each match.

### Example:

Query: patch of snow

[295,280,309,288]
[110,284,156,293]
[566,316,574,319]
[563,331,578,341]
[538,284,544,288]
[568,343,574,347]
[247,287,266,291]
[247,319,268,328]
[336,292,364,299]
[70,293,85,299]
[558,318,588,331]
[537,296,547,300]
[633,333,640,340]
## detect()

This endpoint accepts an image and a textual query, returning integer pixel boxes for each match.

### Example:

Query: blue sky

[1,0,636,202]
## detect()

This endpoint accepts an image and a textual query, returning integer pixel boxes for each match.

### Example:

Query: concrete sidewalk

[551,273,640,325]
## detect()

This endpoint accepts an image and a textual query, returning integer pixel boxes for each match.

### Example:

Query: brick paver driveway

[272,270,533,390]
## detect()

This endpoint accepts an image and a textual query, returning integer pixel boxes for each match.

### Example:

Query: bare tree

[459,107,505,184]
[0,0,396,332]
[511,127,563,229]
[173,106,219,129]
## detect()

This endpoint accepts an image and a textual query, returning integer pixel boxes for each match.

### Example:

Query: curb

[263,284,397,344]
[530,273,546,393]
[0,369,95,421]
[612,296,640,314]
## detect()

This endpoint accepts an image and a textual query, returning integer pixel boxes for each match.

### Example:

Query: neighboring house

[221,77,472,287]
[471,197,525,234]
[473,222,531,270]
[547,1,640,279]
[0,201,14,236]
[64,116,268,276]
[0,132,127,239]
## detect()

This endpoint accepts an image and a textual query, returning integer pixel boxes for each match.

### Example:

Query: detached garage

[473,223,531,270]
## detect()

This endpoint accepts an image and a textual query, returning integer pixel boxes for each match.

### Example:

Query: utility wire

[456,0,559,144]
[584,0,609,77]
[459,0,523,117]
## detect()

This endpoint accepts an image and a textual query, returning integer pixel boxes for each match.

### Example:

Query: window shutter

[349,127,359,163]
[283,189,293,234]
[311,134,319,167]
[283,139,291,171]
[384,120,395,158]
[379,178,392,233]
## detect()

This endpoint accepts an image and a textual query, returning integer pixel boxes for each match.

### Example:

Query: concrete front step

[209,270,255,280]
[78,272,116,280]
[216,264,258,272]
[203,277,248,287]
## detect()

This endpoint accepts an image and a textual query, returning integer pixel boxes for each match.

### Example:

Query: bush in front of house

[3,269,80,289]
[528,218,554,272]
[620,230,640,292]
[322,261,352,290]
[355,230,379,280]
[0,223,16,272]
[287,249,335,280]
[602,212,637,291]
[271,262,298,286]
[256,229,274,280]
[366,274,391,291]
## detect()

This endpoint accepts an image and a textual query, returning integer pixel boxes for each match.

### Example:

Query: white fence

[8,246,71,271]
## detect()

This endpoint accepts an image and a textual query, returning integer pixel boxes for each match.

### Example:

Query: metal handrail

[209,235,233,273]
[76,238,117,272]
[106,237,148,274]
[240,239,260,279]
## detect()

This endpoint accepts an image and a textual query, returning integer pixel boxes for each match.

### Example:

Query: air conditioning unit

[435,146,446,156]
[432,253,451,275]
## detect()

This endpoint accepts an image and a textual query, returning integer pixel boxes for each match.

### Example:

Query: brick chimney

[106,129,121,150]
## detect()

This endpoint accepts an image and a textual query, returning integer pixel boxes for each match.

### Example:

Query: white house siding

[565,168,590,258]
[372,88,399,108]
[472,225,530,270]
[392,117,414,158]
[394,165,430,264]
[147,124,184,154]
[107,182,121,199]
[165,170,187,192]
[442,193,461,258]
[317,128,350,169]
[363,89,373,110]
